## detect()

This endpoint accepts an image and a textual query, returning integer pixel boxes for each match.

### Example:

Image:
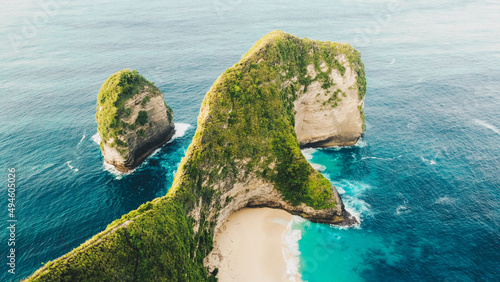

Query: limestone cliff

[294,55,365,147]
[26,31,365,281]
[96,69,175,172]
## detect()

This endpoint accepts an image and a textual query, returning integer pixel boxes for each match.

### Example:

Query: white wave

[282,216,303,282]
[66,161,79,172]
[361,155,401,161]
[421,156,437,165]
[300,148,317,161]
[335,185,346,194]
[332,179,371,196]
[92,132,101,145]
[435,196,456,205]
[30,163,56,177]
[170,123,191,141]
[78,133,86,145]
[327,138,367,151]
[389,58,395,65]
[395,205,410,215]
[473,119,500,135]
[102,161,134,180]
[102,147,163,179]
[311,163,326,172]
[343,196,371,225]
[330,180,373,224]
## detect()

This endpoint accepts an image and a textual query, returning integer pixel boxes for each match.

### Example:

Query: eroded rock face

[97,70,175,172]
[294,55,365,147]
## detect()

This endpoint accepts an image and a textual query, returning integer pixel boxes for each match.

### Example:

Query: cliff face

[96,70,175,172]
[27,31,365,281]
[294,55,365,147]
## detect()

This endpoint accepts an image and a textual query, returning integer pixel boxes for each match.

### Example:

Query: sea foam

[91,132,101,144]
[170,123,191,141]
[282,216,304,282]
[473,119,500,135]
[66,161,79,172]
[300,148,317,161]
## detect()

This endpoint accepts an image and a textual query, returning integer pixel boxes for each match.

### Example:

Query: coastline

[210,208,300,282]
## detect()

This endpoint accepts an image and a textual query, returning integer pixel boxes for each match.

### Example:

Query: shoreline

[210,207,300,282]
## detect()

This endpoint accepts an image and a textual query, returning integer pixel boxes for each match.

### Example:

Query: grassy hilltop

[26,30,365,281]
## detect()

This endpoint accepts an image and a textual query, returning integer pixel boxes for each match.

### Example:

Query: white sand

[212,207,296,282]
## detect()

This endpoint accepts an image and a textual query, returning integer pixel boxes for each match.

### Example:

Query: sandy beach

[211,207,297,282]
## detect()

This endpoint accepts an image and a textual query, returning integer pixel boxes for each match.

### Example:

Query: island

[26,30,366,281]
[96,69,175,172]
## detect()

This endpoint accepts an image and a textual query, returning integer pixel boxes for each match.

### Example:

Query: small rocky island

[27,31,366,281]
[96,69,175,172]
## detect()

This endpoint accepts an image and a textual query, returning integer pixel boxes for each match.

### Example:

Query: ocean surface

[1,0,499,281]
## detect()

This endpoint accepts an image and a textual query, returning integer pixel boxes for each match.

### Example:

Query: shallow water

[1,0,499,280]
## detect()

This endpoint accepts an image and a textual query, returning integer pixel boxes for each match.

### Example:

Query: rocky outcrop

[205,176,357,234]
[96,70,175,172]
[294,55,365,147]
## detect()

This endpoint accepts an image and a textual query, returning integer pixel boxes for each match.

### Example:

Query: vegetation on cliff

[27,31,365,281]
[96,69,172,155]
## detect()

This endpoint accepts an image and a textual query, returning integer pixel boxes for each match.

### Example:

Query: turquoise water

[1,0,499,281]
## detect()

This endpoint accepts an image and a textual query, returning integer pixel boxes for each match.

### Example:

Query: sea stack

[96,69,175,172]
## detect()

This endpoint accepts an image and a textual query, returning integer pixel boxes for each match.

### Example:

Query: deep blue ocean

[1,0,499,281]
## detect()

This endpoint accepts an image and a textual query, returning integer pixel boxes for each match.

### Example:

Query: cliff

[96,69,175,172]
[294,52,365,147]
[26,31,365,281]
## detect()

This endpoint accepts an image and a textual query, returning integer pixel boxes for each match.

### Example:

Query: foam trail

[435,196,456,205]
[282,216,303,282]
[361,155,401,161]
[78,133,86,144]
[473,119,500,135]
[66,161,79,172]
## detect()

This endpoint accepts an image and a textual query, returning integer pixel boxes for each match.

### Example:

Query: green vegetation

[165,101,173,123]
[141,95,151,107]
[358,105,366,131]
[135,111,149,126]
[137,129,146,138]
[96,69,161,152]
[28,31,365,281]
[28,198,214,281]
